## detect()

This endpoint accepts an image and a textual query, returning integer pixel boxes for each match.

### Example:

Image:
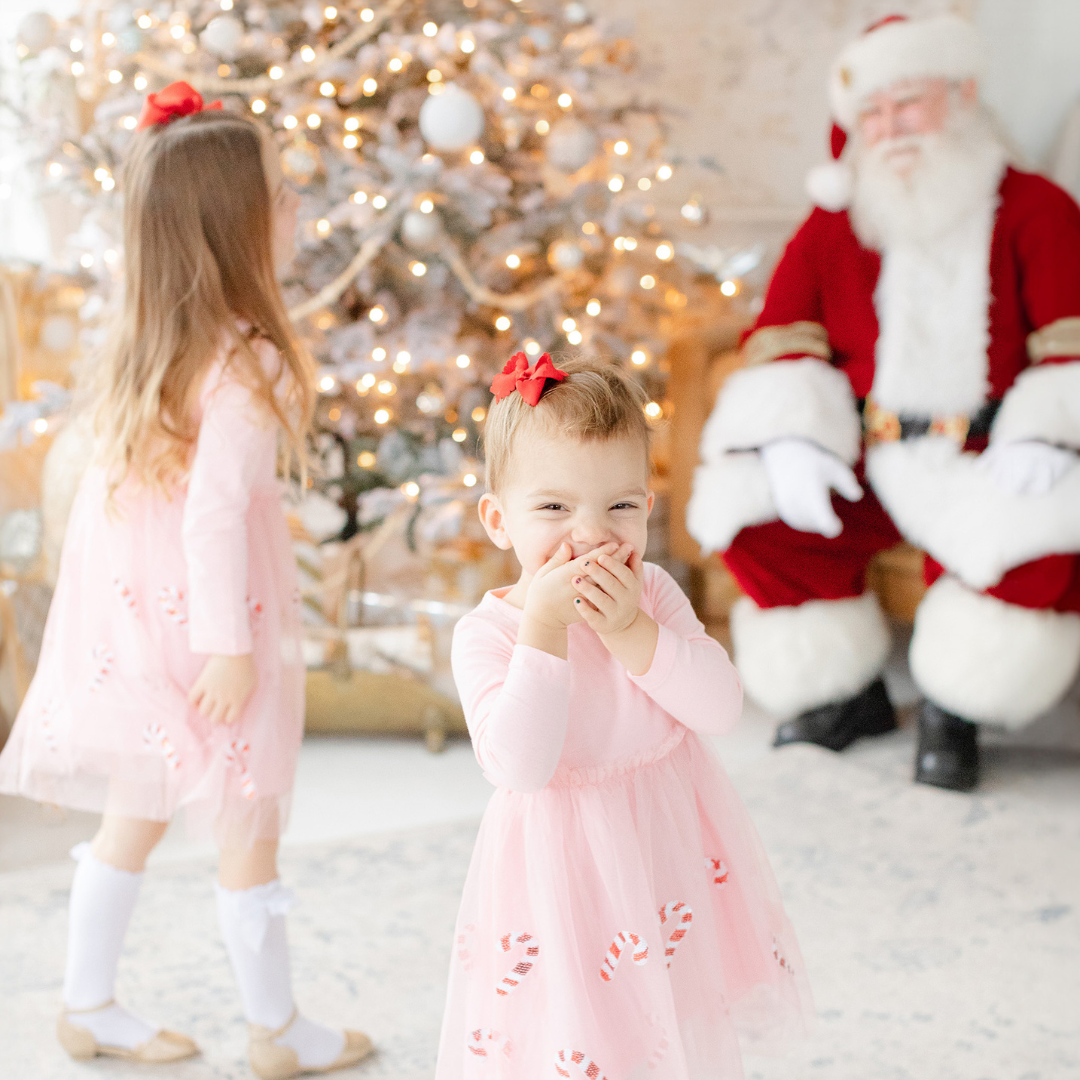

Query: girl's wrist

[518,611,569,660]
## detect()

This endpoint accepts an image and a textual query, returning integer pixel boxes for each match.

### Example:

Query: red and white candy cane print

[247,596,264,632]
[658,901,693,968]
[224,739,257,800]
[705,857,730,889]
[772,935,796,976]
[554,1049,609,1079]
[88,644,114,691]
[495,931,539,996]
[456,923,477,971]
[157,586,188,626]
[466,1028,512,1059]
[113,578,137,612]
[143,723,182,770]
[599,931,649,982]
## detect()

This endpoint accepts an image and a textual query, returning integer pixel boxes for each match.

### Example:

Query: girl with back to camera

[436,354,813,1079]
[0,83,371,1078]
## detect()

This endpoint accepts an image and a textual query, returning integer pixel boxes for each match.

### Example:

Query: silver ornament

[401,208,443,250]
[418,84,485,153]
[200,15,244,58]
[17,12,56,56]
[545,118,598,173]
[547,240,585,272]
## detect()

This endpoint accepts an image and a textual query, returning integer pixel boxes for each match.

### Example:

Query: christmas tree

[9,0,753,543]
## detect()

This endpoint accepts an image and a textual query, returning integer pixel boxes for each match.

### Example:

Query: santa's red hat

[806,14,985,211]
[828,14,985,130]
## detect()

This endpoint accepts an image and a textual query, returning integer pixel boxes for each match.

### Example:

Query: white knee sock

[62,843,158,1049]
[215,880,345,1069]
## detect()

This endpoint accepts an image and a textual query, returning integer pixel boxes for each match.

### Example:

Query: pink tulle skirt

[436,729,813,1080]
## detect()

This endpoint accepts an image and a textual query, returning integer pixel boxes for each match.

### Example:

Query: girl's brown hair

[94,109,313,493]
[483,356,651,492]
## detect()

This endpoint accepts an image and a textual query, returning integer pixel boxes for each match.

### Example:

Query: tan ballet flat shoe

[57,1005,199,1063]
[248,1011,374,1080]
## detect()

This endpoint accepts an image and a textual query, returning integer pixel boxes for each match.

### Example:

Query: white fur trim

[870,194,997,417]
[700,358,862,464]
[731,593,890,719]
[829,16,986,130]
[910,576,1080,728]
[991,362,1080,450]
[686,455,776,554]
[806,160,853,211]
[866,438,1080,590]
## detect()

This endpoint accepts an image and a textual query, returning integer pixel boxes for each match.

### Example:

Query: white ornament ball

[17,12,56,55]
[564,3,590,25]
[547,240,585,273]
[418,84,485,152]
[545,118,598,173]
[805,160,853,212]
[201,15,243,58]
[401,209,443,250]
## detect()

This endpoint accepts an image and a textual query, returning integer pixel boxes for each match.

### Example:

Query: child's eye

[610,502,638,511]
[537,503,567,512]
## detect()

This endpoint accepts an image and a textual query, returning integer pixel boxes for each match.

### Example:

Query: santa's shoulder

[998,166,1080,225]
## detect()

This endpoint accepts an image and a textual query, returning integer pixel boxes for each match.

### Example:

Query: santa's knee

[731,592,890,718]
[910,576,1080,729]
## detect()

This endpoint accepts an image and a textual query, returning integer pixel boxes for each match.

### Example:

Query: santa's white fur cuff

[910,577,1080,728]
[991,361,1080,449]
[731,592,890,718]
[686,455,776,555]
[700,358,862,464]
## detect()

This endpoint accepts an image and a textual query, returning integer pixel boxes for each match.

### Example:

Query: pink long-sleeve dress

[0,340,305,846]
[436,563,813,1080]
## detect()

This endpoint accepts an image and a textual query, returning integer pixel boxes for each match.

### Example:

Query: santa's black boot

[914,700,979,792]
[773,677,897,752]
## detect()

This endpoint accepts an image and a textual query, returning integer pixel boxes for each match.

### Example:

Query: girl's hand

[524,541,620,631]
[188,654,257,725]
[571,543,641,635]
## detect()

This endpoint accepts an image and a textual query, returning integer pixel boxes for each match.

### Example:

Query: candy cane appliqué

[773,935,795,976]
[143,723,181,770]
[555,1049,609,1079]
[467,1028,512,1059]
[158,586,188,626]
[495,931,538,996]
[705,857,730,888]
[599,931,649,982]
[658,901,693,967]
[88,644,114,691]
[224,739,257,800]
[113,578,137,611]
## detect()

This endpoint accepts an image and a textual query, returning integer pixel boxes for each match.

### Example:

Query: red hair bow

[137,80,223,131]
[490,352,567,406]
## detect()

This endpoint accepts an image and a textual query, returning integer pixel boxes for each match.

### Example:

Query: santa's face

[858,77,977,176]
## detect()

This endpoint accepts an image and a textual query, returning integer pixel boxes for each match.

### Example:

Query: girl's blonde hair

[94,109,313,493]
[483,356,651,491]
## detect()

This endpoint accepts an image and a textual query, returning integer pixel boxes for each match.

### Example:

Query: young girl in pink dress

[436,354,813,1079]
[0,83,371,1078]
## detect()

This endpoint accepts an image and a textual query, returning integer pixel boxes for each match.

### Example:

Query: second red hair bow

[490,352,567,406]
[137,80,223,131]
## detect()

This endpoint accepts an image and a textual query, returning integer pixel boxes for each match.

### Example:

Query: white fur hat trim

[805,160,854,211]
[829,15,985,130]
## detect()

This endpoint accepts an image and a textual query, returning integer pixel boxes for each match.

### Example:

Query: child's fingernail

[584,560,589,566]
[573,577,581,584]
[575,598,581,604]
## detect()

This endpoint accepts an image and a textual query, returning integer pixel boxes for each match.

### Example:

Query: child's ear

[646,490,655,516]
[478,492,513,550]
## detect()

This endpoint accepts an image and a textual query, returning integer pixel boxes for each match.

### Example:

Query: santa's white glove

[979,440,1077,496]
[760,437,863,538]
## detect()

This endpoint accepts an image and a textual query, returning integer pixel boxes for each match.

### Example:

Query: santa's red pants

[723,483,1080,614]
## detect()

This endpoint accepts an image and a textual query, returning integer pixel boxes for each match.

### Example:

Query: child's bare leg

[60,814,196,1061]
[216,840,370,1073]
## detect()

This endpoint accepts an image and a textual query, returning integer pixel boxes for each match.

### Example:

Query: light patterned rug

[3,741,1079,1080]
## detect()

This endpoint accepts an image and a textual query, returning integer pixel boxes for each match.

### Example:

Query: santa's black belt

[859,397,1000,445]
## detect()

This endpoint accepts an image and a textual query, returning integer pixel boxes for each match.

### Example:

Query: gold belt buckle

[864,398,901,446]
[929,414,970,444]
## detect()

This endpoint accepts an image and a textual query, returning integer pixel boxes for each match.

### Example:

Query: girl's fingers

[596,552,636,588]
[579,560,623,597]
[627,548,645,580]
[573,576,616,614]
[573,595,603,622]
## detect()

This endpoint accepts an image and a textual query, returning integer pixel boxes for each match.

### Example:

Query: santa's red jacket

[688,167,1080,611]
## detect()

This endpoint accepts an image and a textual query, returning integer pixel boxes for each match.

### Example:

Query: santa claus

[688,14,1080,791]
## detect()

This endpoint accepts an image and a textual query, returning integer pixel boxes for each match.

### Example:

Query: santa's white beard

[851,108,1010,417]
[850,108,1008,250]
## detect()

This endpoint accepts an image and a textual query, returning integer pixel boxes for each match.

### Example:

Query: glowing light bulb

[640,275,656,290]
[372,194,387,209]
[427,68,443,83]
[345,117,360,131]
[505,254,521,269]
[358,451,377,467]
[586,299,601,316]
[404,481,420,497]
[523,339,541,357]
[469,149,485,164]
[48,162,62,177]
[375,408,390,424]
[495,315,511,331]
[423,21,438,36]
[360,8,374,22]
[502,87,516,101]
[608,175,624,192]
[419,198,434,213]
[269,66,283,80]
[456,354,471,368]
[324,6,338,20]
[631,350,648,366]
[452,428,468,442]
[108,69,122,83]
[613,140,629,156]
[320,81,336,97]
[79,253,94,268]
[567,330,583,345]
[536,119,550,134]
[301,46,315,62]
[170,24,185,39]
[657,164,673,180]
[251,98,266,114]
[411,262,427,277]
[471,406,487,422]
[352,190,367,203]
[122,116,137,130]
[655,243,674,261]
[343,134,360,149]
[644,401,662,418]
[638,177,652,190]
[460,37,475,53]
[720,279,738,297]
[307,114,321,128]
[137,15,153,29]
[388,57,403,72]
[70,38,83,51]
[369,306,386,323]
[463,473,477,487]
[71,61,85,75]
[101,177,115,191]
[562,318,576,332]
[134,74,147,90]
[558,93,572,108]
[283,115,297,129]
[33,418,48,435]
[373,347,387,361]
[363,77,378,95]
[318,375,336,392]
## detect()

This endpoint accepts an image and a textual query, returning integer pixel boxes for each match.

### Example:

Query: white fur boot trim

[910,576,1080,729]
[731,592,891,718]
